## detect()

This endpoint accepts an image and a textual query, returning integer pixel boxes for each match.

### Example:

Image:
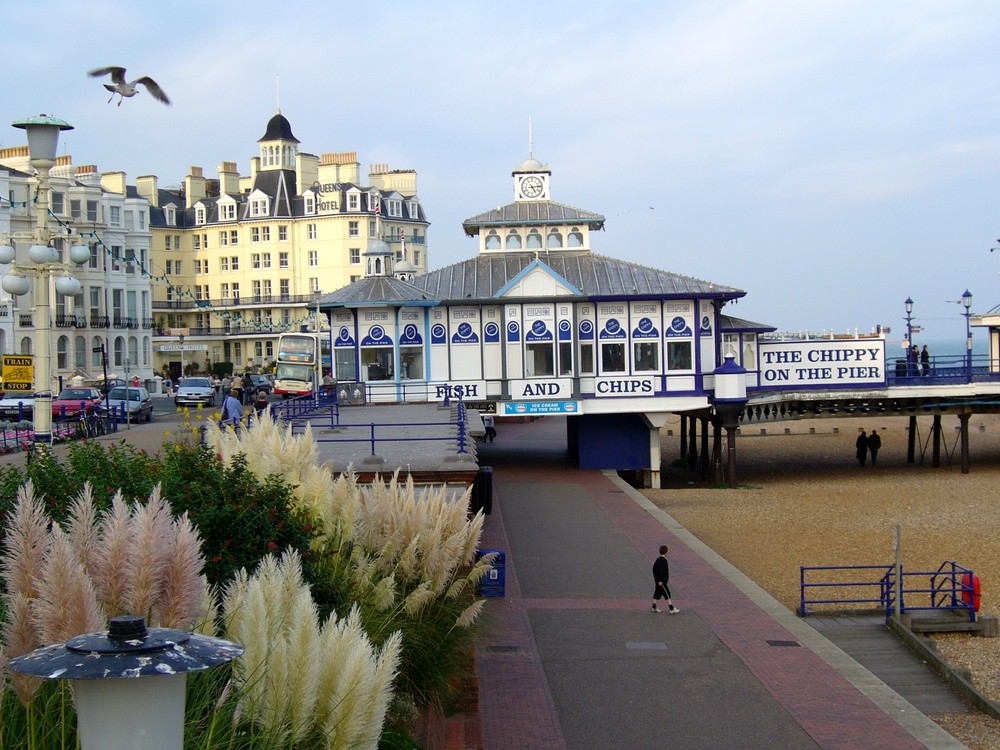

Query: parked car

[248,374,273,395]
[52,387,103,419]
[94,377,128,396]
[0,392,35,421]
[174,377,216,407]
[98,386,153,423]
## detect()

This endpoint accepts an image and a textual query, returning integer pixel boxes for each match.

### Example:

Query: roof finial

[275,74,281,115]
[528,115,533,159]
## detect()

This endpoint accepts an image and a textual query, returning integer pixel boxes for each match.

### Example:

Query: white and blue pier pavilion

[320,155,768,487]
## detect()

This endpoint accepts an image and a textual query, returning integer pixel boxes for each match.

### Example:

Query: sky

[4,1,1000,353]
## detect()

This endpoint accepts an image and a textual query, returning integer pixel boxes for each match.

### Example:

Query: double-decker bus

[274,332,331,397]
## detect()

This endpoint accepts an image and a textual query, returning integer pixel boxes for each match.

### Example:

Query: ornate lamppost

[0,115,88,447]
[962,289,973,379]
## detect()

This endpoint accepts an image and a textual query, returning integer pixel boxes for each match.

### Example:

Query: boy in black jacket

[652,545,679,613]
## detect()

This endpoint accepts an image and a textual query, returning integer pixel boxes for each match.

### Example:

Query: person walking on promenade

[856,430,869,467]
[909,344,919,376]
[921,345,931,376]
[483,413,496,443]
[221,388,244,430]
[231,373,244,405]
[651,545,679,614]
[868,429,882,466]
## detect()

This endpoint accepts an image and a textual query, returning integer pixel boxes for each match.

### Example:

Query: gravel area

[644,413,1000,750]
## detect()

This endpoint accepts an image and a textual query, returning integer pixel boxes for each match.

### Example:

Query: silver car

[98,386,154,423]
[174,377,216,407]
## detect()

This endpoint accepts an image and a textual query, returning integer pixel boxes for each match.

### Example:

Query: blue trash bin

[478,549,505,597]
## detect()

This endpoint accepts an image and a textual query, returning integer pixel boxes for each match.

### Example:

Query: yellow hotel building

[145,110,428,378]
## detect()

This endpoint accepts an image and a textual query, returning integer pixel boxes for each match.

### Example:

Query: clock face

[521,175,544,198]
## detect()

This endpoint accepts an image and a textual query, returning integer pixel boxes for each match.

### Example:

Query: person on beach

[652,545,679,613]
[856,430,869,466]
[868,429,882,465]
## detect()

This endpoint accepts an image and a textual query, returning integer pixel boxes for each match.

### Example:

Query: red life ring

[961,573,981,612]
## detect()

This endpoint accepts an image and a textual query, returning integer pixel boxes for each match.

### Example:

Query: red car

[51,387,103,419]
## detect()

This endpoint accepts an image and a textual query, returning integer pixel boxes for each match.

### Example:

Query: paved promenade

[474,417,965,750]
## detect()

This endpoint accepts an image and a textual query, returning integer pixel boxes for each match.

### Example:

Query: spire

[528,115,533,159]
[275,74,281,114]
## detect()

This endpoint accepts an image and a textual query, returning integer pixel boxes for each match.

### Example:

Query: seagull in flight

[88,66,170,106]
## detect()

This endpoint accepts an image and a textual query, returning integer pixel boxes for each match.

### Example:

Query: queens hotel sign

[758,340,886,388]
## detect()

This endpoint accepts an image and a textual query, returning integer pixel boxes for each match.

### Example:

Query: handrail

[800,561,976,621]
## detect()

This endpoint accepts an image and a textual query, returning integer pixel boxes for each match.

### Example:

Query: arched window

[113,336,126,368]
[526,230,543,249]
[144,336,152,366]
[505,231,522,250]
[57,336,69,370]
[20,336,32,355]
[128,336,139,370]
[546,230,563,248]
[75,336,86,369]
[568,228,584,247]
[485,230,501,250]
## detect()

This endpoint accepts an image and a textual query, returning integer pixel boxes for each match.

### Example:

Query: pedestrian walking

[651,545,679,613]
[856,430,869,467]
[921,345,930,376]
[220,388,244,430]
[483,413,496,443]
[868,429,882,465]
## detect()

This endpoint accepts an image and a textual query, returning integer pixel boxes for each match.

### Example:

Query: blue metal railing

[887,353,1000,385]
[800,561,977,621]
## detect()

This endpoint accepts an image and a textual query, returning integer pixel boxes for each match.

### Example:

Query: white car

[0,392,35,421]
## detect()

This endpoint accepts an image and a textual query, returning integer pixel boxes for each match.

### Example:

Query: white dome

[515,157,543,172]
[394,259,416,273]
[365,239,391,255]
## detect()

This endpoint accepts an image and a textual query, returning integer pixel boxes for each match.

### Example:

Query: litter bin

[471,466,493,515]
[477,549,505,597]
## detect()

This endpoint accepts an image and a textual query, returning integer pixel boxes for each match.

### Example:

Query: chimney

[218,161,240,196]
[75,165,101,187]
[100,171,127,195]
[136,175,159,207]
[184,166,206,208]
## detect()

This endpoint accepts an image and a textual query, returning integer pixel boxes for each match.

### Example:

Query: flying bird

[88,66,170,106]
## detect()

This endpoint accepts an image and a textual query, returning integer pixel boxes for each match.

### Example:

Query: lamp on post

[904,297,913,349]
[962,289,973,379]
[0,115,88,448]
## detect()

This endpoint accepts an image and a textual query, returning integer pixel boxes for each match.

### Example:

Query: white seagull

[88,66,170,106]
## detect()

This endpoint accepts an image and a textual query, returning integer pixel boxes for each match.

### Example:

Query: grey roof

[463,201,605,235]
[720,314,776,333]
[322,276,436,306]
[411,251,744,302]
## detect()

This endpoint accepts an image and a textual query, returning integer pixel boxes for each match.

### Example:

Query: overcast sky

[5,1,1000,352]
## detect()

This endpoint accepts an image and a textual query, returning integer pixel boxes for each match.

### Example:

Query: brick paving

[474,417,963,750]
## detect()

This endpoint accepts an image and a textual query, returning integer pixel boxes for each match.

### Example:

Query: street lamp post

[904,297,914,375]
[0,115,88,448]
[962,289,973,379]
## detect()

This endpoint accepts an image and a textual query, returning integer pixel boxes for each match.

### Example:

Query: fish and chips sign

[758,339,886,389]
[1,355,34,393]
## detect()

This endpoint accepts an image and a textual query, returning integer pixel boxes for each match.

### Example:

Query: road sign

[2,355,34,392]
[157,345,208,352]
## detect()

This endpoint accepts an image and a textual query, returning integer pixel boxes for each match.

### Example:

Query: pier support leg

[700,416,710,481]
[932,415,941,468]
[907,415,916,464]
[959,413,971,475]
[680,415,687,461]
[688,416,697,471]
[711,417,723,485]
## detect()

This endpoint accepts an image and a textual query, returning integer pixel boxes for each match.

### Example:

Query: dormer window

[219,203,236,221]
[348,192,359,211]
[304,194,316,214]
[250,197,270,217]
[387,199,402,217]
[165,205,176,226]
[368,193,380,213]
[408,199,419,219]
[195,206,206,225]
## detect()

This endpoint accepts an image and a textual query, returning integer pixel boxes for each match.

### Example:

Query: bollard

[8,615,242,750]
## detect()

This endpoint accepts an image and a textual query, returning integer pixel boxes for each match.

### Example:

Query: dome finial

[528,115,533,159]
[275,74,281,115]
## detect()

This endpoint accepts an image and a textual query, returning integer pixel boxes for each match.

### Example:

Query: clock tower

[513,156,551,202]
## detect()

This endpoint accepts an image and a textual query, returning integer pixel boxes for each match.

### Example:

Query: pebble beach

[644,412,1000,750]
